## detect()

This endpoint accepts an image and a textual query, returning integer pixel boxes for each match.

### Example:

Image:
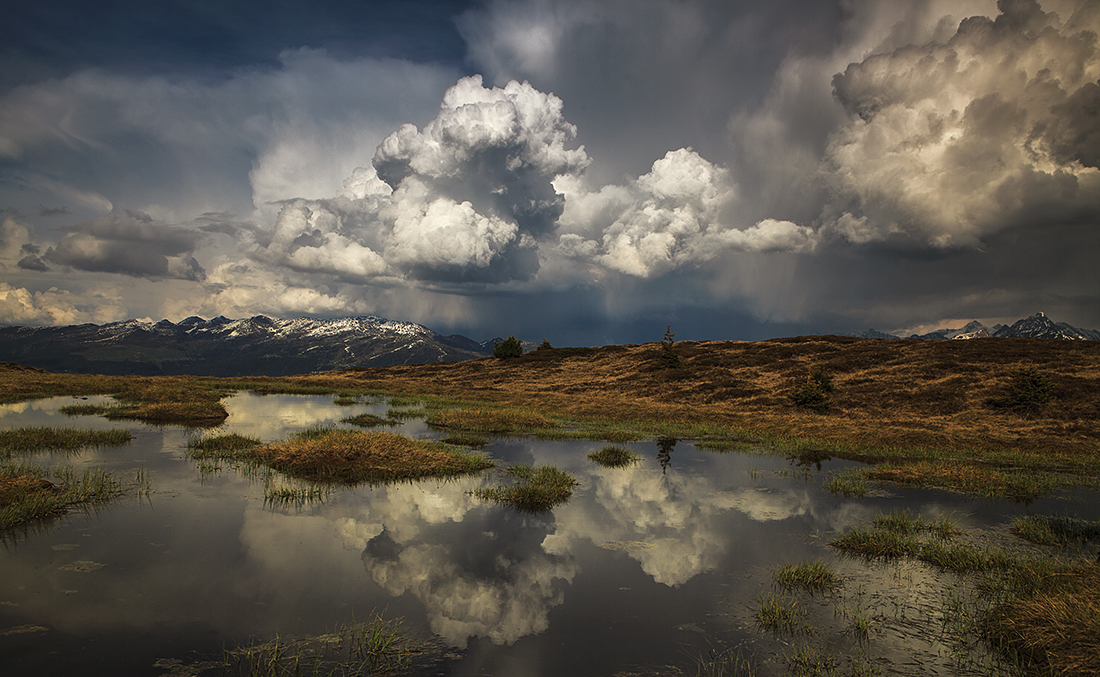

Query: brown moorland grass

[985,565,1100,676]
[0,365,229,426]
[425,408,556,434]
[312,337,1100,454]
[211,429,493,484]
[4,336,1100,469]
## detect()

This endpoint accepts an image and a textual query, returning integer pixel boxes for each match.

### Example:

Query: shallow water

[0,394,1096,676]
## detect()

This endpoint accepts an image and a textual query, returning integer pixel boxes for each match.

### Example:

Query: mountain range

[0,311,1095,377]
[0,315,495,376]
[853,312,1100,341]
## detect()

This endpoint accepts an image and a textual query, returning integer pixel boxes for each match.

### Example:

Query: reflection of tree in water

[656,437,676,475]
[786,448,832,472]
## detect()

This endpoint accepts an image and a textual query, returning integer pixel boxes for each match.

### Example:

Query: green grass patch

[754,594,811,635]
[341,413,391,428]
[1012,514,1100,547]
[587,445,639,468]
[222,612,422,676]
[333,395,360,406]
[58,403,113,416]
[832,527,921,559]
[188,433,263,457]
[785,645,839,677]
[693,648,757,677]
[0,462,148,531]
[386,407,427,421]
[772,560,843,593]
[871,508,957,539]
[917,539,991,573]
[822,467,868,497]
[0,427,131,457]
[865,461,1061,501]
[195,428,492,485]
[264,484,334,508]
[426,408,558,435]
[440,434,488,448]
[471,464,578,513]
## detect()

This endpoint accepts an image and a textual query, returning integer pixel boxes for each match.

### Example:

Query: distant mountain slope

[992,312,1100,340]
[0,315,491,376]
[854,312,1098,341]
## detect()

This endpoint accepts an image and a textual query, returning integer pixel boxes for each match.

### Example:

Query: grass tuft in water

[587,445,639,468]
[0,427,131,457]
[58,403,113,416]
[786,644,839,677]
[822,467,868,497]
[195,428,492,485]
[471,464,578,513]
[0,462,149,531]
[341,413,391,428]
[871,509,957,539]
[222,611,421,676]
[263,484,333,508]
[440,434,488,448]
[189,433,263,455]
[386,407,427,421]
[426,408,557,436]
[918,539,990,573]
[773,560,843,593]
[832,527,921,559]
[754,594,812,635]
[694,647,757,676]
[1011,514,1100,547]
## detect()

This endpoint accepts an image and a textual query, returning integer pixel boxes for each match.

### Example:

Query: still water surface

[0,393,1095,676]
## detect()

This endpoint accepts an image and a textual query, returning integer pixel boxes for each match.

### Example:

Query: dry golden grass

[986,566,1100,676]
[0,474,56,508]
[4,336,1100,466]
[246,429,492,484]
[318,337,1100,460]
[425,408,555,434]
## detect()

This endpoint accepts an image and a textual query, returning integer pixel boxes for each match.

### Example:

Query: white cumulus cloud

[555,148,818,278]
[822,0,1100,247]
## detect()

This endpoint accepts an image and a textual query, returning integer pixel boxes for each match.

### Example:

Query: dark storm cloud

[458,0,848,185]
[44,210,207,281]
[822,0,1100,248]
[2,0,476,90]
[1,0,1097,339]
[17,241,49,271]
[1033,80,1100,169]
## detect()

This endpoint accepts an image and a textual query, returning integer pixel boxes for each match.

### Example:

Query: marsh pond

[2,393,1097,676]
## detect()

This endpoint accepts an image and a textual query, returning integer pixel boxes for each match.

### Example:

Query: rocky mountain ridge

[2,311,1096,377]
[855,312,1100,341]
[0,315,491,376]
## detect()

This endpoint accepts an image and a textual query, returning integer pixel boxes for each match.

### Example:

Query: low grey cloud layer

[44,210,207,281]
[0,0,1096,341]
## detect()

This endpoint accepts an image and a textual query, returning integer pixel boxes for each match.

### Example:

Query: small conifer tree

[658,324,682,369]
[493,336,523,359]
[537,339,553,351]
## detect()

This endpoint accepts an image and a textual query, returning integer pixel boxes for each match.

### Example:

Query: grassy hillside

[3,335,1098,466]
[311,336,1100,459]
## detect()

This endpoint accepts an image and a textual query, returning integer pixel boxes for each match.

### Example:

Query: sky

[0,0,1097,345]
